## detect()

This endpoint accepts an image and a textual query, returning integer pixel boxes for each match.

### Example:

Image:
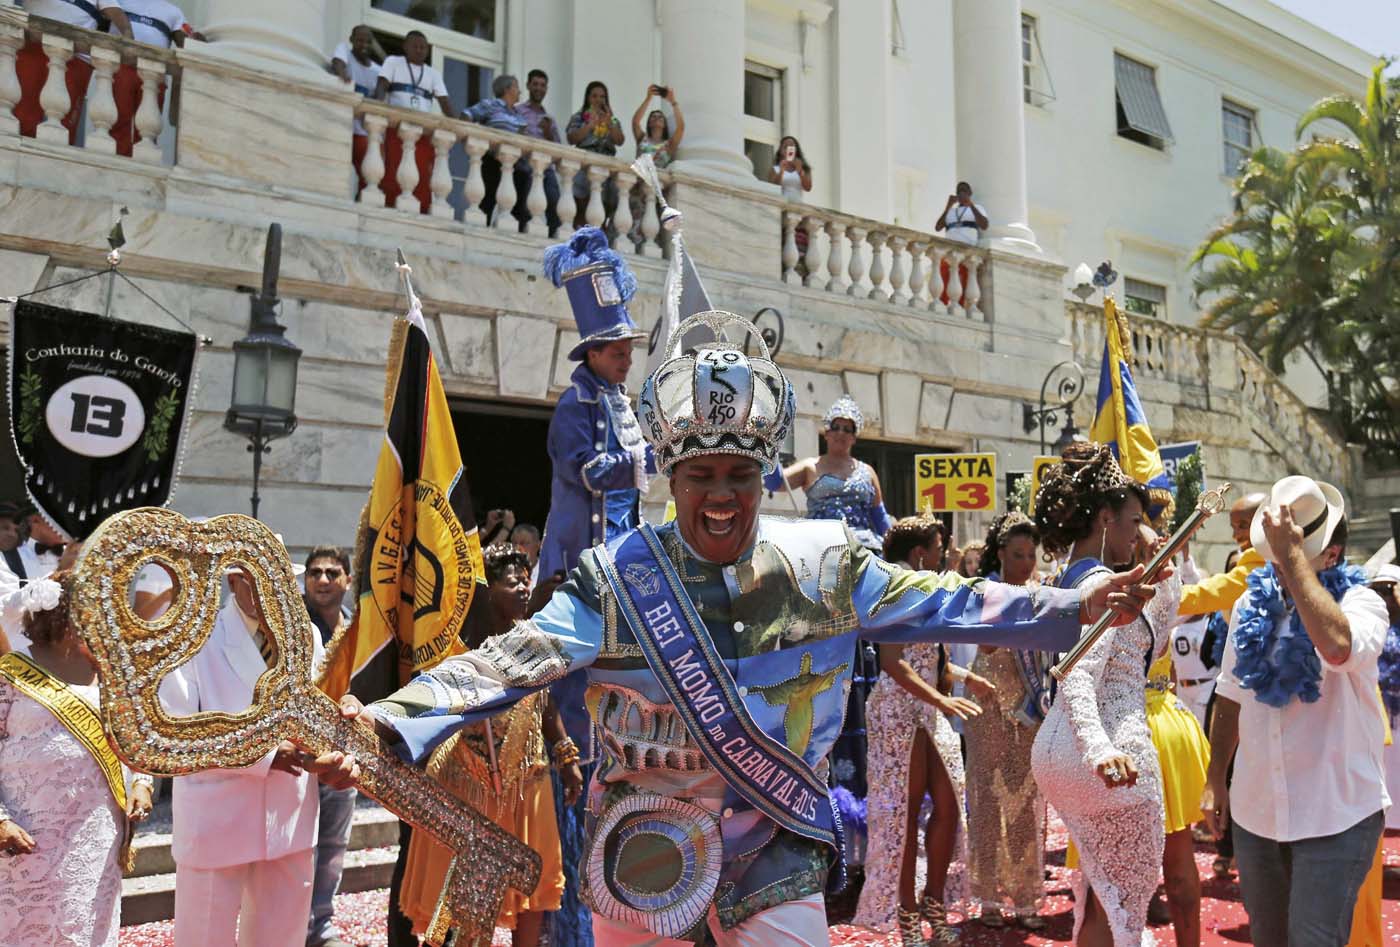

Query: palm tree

[1192,64,1400,456]
[1294,64,1400,449]
[1191,146,1349,372]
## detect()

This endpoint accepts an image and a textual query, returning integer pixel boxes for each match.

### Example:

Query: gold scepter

[1049,481,1234,682]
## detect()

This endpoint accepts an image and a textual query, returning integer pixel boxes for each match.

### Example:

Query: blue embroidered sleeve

[549,393,640,494]
[370,567,604,764]
[849,544,1081,651]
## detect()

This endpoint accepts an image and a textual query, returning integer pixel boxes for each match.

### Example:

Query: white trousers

[592,893,831,947]
[173,849,315,947]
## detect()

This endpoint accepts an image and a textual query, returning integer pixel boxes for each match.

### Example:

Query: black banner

[8,299,199,539]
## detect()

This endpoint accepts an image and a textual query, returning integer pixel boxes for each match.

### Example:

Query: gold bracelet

[551,737,580,769]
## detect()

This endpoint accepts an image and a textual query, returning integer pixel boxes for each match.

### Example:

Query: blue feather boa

[1232,562,1368,707]
[1378,624,1400,722]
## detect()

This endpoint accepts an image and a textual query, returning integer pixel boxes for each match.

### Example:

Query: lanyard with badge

[408,61,425,111]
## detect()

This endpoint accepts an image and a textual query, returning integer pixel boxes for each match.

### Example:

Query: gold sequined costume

[400,692,565,934]
[963,648,1046,917]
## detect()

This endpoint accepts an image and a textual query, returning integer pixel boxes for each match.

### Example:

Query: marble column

[660,0,749,179]
[952,0,1038,251]
[198,0,333,77]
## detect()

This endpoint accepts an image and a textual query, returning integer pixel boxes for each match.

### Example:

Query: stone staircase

[121,793,400,926]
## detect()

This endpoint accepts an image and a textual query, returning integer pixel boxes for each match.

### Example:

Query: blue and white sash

[387,81,433,99]
[597,524,844,877]
[56,0,103,26]
[127,12,175,40]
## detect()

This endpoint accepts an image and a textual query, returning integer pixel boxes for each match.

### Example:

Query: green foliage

[17,366,42,446]
[141,389,182,461]
[1170,452,1204,534]
[1008,473,1033,514]
[1192,63,1400,457]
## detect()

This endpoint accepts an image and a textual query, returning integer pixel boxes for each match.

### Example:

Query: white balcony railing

[353,100,670,256]
[0,9,177,163]
[781,209,989,319]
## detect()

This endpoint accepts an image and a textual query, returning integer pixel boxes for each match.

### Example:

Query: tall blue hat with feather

[543,227,646,361]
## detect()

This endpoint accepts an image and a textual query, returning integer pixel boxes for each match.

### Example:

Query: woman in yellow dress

[1144,652,1210,947]
[399,545,582,946]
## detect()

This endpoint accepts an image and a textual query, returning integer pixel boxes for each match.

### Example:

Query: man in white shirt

[111,0,183,47]
[332,25,382,197]
[16,0,133,142]
[371,29,455,213]
[107,0,185,154]
[934,181,988,247]
[159,565,355,947]
[1204,476,1389,946]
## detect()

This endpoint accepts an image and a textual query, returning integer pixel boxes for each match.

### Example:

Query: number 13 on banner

[914,453,997,512]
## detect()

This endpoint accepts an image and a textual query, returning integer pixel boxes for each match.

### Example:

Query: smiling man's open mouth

[701,509,737,535]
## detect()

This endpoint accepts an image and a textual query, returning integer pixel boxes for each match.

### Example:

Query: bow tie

[34,543,65,557]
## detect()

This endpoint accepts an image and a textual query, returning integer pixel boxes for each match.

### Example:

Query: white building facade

[0,0,1375,568]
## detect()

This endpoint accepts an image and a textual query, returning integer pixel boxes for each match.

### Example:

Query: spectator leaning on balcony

[935,181,988,246]
[566,80,625,230]
[332,25,383,195]
[15,0,133,144]
[464,74,540,231]
[517,68,562,235]
[107,0,186,156]
[374,30,455,214]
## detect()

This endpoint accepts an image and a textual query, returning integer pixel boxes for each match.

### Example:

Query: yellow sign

[1028,455,1058,515]
[914,452,997,512]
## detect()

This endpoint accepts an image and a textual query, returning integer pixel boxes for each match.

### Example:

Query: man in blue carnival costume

[536,226,656,946]
[336,312,1159,946]
[1203,475,1391,946]
[538,226,656,586]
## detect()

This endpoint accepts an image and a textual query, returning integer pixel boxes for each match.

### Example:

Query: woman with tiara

[964,511,1052,931]
[768,394,892,912]
[855,514,995,945]
[773,394,892,551]
[1030,442,1180,946]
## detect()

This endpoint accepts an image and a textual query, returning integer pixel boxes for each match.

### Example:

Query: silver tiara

[823,395,864,434]
[638,312,796,475]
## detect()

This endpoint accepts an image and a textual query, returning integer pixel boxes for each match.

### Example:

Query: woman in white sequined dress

[0,573,154,947]
[1030,444,1180,947]
[855,515,995,946]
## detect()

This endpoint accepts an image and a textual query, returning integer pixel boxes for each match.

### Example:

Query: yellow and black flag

[320,281,483,702]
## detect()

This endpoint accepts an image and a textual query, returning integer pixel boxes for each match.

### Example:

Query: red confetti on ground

[121,829,1400,946]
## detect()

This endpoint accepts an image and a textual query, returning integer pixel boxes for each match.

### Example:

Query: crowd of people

[0,19,1396,940]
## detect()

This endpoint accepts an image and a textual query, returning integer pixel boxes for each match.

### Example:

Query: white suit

[158,596,324,947]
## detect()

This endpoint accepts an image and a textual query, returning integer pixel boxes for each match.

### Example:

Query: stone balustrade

[780,208,989,320]
[1069,302,1208,389]
[352,100,671,255]
[1068,302,1346,483]
[0,8,177,162]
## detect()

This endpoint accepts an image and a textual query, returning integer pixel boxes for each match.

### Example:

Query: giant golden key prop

[70,508,540,947]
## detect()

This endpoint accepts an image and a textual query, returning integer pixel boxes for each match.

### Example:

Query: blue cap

[543,227,646,361]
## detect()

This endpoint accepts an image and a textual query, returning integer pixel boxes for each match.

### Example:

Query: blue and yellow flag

[1088,298,1174,526]
[320,294,484,702]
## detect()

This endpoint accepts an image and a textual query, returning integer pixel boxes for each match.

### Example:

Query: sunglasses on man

[306,567,345,580]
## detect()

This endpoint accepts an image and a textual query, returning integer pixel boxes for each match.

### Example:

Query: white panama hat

[1250,475,1345,564]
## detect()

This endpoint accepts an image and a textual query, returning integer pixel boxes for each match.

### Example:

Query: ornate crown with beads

[638,312,796,475]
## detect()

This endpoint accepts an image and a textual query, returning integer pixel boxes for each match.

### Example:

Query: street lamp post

[223,223,301,519]
[1022,360,1086,456]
